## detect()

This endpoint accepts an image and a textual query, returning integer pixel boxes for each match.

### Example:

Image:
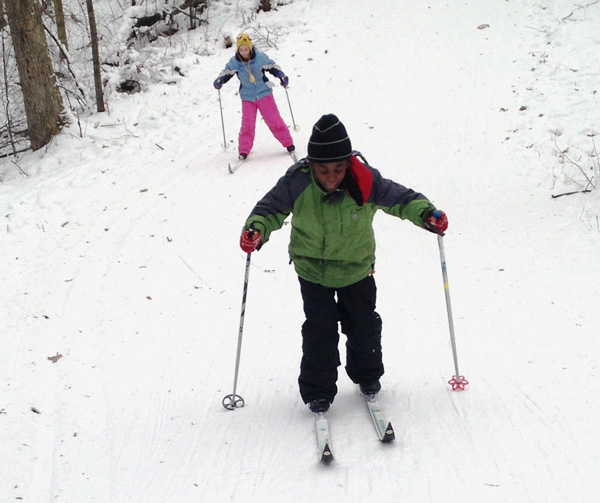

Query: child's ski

[313,412,334,464]
[363,394,395,443]
[228,150,296,174]
[227,157,246,174]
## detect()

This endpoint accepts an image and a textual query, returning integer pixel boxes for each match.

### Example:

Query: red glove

[240,229,261,253]
[422,209,448,235]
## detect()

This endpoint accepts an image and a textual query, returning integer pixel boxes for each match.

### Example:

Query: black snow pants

[297,274,384,404]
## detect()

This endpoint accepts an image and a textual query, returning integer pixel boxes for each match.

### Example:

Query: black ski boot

[308,398,330,414]
[359,380,381,397]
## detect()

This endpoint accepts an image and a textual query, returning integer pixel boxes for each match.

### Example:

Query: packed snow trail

[1,0,600,502]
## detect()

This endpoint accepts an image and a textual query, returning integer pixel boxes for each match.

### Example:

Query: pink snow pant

[239,93,294,156]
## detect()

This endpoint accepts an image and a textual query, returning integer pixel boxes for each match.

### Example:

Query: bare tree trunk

[5,0,63,151]
[1,32,17,156]
[85,0,104,112]
[53,0,68,59]
[0,1,7,31]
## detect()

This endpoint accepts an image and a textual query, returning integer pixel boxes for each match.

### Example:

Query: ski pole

[284,87,300,132]
[435,222,468,391]
[222,246,253,410]
[217,89,228,149]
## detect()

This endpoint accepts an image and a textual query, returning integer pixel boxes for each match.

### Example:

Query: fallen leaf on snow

[48,354,63,363]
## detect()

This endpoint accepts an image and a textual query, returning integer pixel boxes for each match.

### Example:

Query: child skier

[238,114,448,413]
[213,32,295,159]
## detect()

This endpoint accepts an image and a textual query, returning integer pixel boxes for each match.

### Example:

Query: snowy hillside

[1,1,600,502]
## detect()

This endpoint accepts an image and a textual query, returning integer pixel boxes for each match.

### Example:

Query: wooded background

[0,0,281,156]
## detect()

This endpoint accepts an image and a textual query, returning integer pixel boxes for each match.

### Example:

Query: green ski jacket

[244,153,436,288]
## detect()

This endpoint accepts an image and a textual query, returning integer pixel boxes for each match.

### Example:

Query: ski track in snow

[2,0,600,501]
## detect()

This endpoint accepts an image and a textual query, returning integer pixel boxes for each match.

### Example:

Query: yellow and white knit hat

[236,33,253,51]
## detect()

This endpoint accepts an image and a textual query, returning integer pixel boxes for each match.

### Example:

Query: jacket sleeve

[216,58,238,84]
[369,167,435,228]
[243,172,294,245]
[260,53,285,78]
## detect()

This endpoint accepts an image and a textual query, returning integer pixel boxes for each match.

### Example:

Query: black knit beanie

[307,114,352,162]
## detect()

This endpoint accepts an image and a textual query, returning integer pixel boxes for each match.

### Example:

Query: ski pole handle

[427,209,446,236]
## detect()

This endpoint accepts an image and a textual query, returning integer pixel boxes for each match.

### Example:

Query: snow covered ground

[2,0,600,501]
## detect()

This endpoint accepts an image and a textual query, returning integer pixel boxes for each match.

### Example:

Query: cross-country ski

[227,157,246,174]
[314,412,334,464]
[363,395,395,443]
[227,149,298,174]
